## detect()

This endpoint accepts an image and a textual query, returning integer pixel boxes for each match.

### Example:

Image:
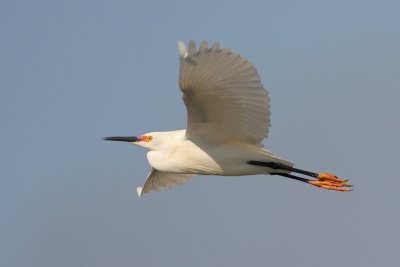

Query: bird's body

[104,40,352,196]
[145,129,292,176]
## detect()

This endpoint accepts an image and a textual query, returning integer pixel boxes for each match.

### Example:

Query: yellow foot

[309,173,353,192]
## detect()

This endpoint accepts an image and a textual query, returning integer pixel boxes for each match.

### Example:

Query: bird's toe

[309,173,353,192]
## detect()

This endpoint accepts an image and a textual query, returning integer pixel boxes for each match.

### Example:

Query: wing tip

[177,40,188,59]
[136,186,143,197]
[179,40,224,58]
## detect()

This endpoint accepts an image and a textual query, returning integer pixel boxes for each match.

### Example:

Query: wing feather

[137,168,194,196]
[178,40,270,144]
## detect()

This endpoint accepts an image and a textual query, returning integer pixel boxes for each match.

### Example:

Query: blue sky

[1,0,400,266]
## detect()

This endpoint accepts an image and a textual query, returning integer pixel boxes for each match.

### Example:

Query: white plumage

[104,40,352,196]
[179,40,270,144]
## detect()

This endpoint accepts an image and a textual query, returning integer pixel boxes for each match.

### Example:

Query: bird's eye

[145,136,153,142]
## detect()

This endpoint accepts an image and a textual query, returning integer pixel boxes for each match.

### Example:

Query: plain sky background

[1,0,399,266]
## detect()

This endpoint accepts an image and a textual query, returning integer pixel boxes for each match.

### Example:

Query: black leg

[247,160,318,178]
[248,160,353,191]
[270,172,310,183]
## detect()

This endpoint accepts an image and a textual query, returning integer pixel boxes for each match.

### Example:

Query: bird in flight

[104,40,352,196]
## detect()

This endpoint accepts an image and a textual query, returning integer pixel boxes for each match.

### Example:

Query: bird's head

[103,132,160,150]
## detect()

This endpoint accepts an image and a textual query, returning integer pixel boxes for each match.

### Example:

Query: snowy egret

[104,40,352,196]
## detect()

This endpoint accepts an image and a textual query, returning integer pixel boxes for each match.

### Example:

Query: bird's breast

[146,140,223,175]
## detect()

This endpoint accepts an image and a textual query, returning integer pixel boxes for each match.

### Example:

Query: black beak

[103,136,139,142]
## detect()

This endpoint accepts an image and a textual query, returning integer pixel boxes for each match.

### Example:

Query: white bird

[104,40,352,196]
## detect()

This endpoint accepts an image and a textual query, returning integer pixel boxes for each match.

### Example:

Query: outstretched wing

[178,40,270,144]
[137,168,195,196]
